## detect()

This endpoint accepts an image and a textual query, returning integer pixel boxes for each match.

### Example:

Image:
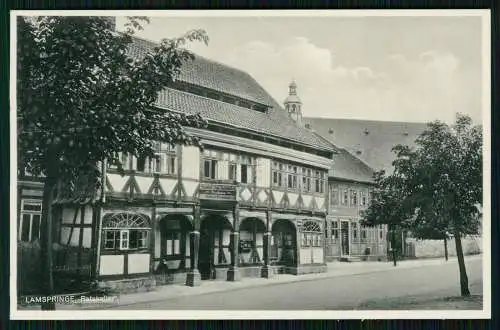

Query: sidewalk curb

[71,255,482,310]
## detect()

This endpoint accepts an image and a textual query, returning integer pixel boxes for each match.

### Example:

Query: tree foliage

[361,113,482,294]
[17,16,209,183]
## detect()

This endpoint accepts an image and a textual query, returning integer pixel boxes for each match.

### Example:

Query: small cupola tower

[284,80,303,125]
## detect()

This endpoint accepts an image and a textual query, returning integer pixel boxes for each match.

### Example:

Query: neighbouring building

[17,36,337,293]
[304,117,482,259]
[325,148,387,262]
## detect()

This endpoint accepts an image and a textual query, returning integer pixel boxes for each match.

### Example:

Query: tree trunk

[40,176,57,310]
[391,228,397,267]
[454,231,470,296]
[444,236,448,261]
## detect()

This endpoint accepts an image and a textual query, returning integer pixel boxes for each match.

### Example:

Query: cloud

[214,38,480,123]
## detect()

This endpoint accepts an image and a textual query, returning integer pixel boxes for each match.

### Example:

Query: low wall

[406,236,482,259]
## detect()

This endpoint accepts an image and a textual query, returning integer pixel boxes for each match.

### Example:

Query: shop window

[203,159,218,179]
[352,222,358,241]
[165,232,181,256]
[302,221,322,247]
[19,200,42,242]
[102,213,151,251]
[360,226,367,243]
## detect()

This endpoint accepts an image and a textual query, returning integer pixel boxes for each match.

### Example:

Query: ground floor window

[331,221,339,242]
[19,199,42,242]
[301,221,322,247]
[101,213,151,252]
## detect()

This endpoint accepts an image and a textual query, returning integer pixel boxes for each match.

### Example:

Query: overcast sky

[116,13,485,124]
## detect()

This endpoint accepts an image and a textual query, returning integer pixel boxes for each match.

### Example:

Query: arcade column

[227,204,241,281]
[186,204,201,287]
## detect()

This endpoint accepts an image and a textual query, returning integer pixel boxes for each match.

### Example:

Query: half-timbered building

[17,36,336,292]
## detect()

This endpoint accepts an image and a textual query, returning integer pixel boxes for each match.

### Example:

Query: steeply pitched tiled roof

[128,36,334,152]
[329,148,375,184]
[303,117,428,173]
[129,36,278,108]
[156,88,334,151]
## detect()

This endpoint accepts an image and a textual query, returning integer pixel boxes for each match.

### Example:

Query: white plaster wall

[407,236,482,258]
[62,207,79,224]
[81,228,92,248]
[128,253,150,274]
[83,205,93,224]
[256,158,271,187]
[99,255,124,275]
[60,227,80,246]
[300,249,311,264]
[312,248,324,263]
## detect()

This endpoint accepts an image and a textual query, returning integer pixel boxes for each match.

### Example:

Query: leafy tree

[392,114,482,296]
[17,16,209,309]
[360,170,413,266]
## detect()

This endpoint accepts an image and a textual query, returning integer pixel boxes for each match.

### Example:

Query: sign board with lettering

[199,182,237,201]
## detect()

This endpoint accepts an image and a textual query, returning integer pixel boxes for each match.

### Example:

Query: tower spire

[284,79,303,125]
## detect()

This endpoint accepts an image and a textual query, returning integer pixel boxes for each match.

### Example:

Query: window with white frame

[302,168,311,192]
[314,170,325,193]
[229,162,237,181]
[19,200,42,242]
[341,188,349,205]
[301,221,322,247]
[287,165,298,189]
[360,190,367,206]
[272,162,285,188]
[137,142,177,174]
[331,221,339,242]
[203,159,218,179]
[330,184,339,206]
[102,213,150,251]
[352,222,358,242]
[350,189,358,206]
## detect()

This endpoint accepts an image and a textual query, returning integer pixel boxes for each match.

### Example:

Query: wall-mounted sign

[199,182,237,201]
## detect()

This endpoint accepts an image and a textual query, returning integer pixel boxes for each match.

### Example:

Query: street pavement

[106,255,483,310]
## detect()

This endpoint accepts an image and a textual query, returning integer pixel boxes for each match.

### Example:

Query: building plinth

[261,265,275,279]
[226,267,241,281]
[185,269,201,287]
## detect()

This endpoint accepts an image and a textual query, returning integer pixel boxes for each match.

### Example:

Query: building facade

[325,149,387,262]
[17,36,336,292]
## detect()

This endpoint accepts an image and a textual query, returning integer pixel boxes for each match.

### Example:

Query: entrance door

[198,227,214,280]
[341,221,349,256]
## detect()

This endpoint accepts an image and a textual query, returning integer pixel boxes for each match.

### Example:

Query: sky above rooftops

[115,12,487,124]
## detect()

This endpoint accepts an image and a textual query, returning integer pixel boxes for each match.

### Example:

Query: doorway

[341,221,350,256]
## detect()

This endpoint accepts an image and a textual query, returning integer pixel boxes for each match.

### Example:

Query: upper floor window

[229,163,237,181]
[360,190,367,206]
[241,164,249,184]
[204,159,218,179]
[19,200,42,242]
[272,162,285,188]
[314,171,325,194]
[330,184,339,206]
[302,168,312,193]
[111,142,177,175]
[287,165,298,189]
[350,189,357,206]
[341,188,349,206]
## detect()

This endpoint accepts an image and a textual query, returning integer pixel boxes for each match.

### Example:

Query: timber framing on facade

[17,35,342,292]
